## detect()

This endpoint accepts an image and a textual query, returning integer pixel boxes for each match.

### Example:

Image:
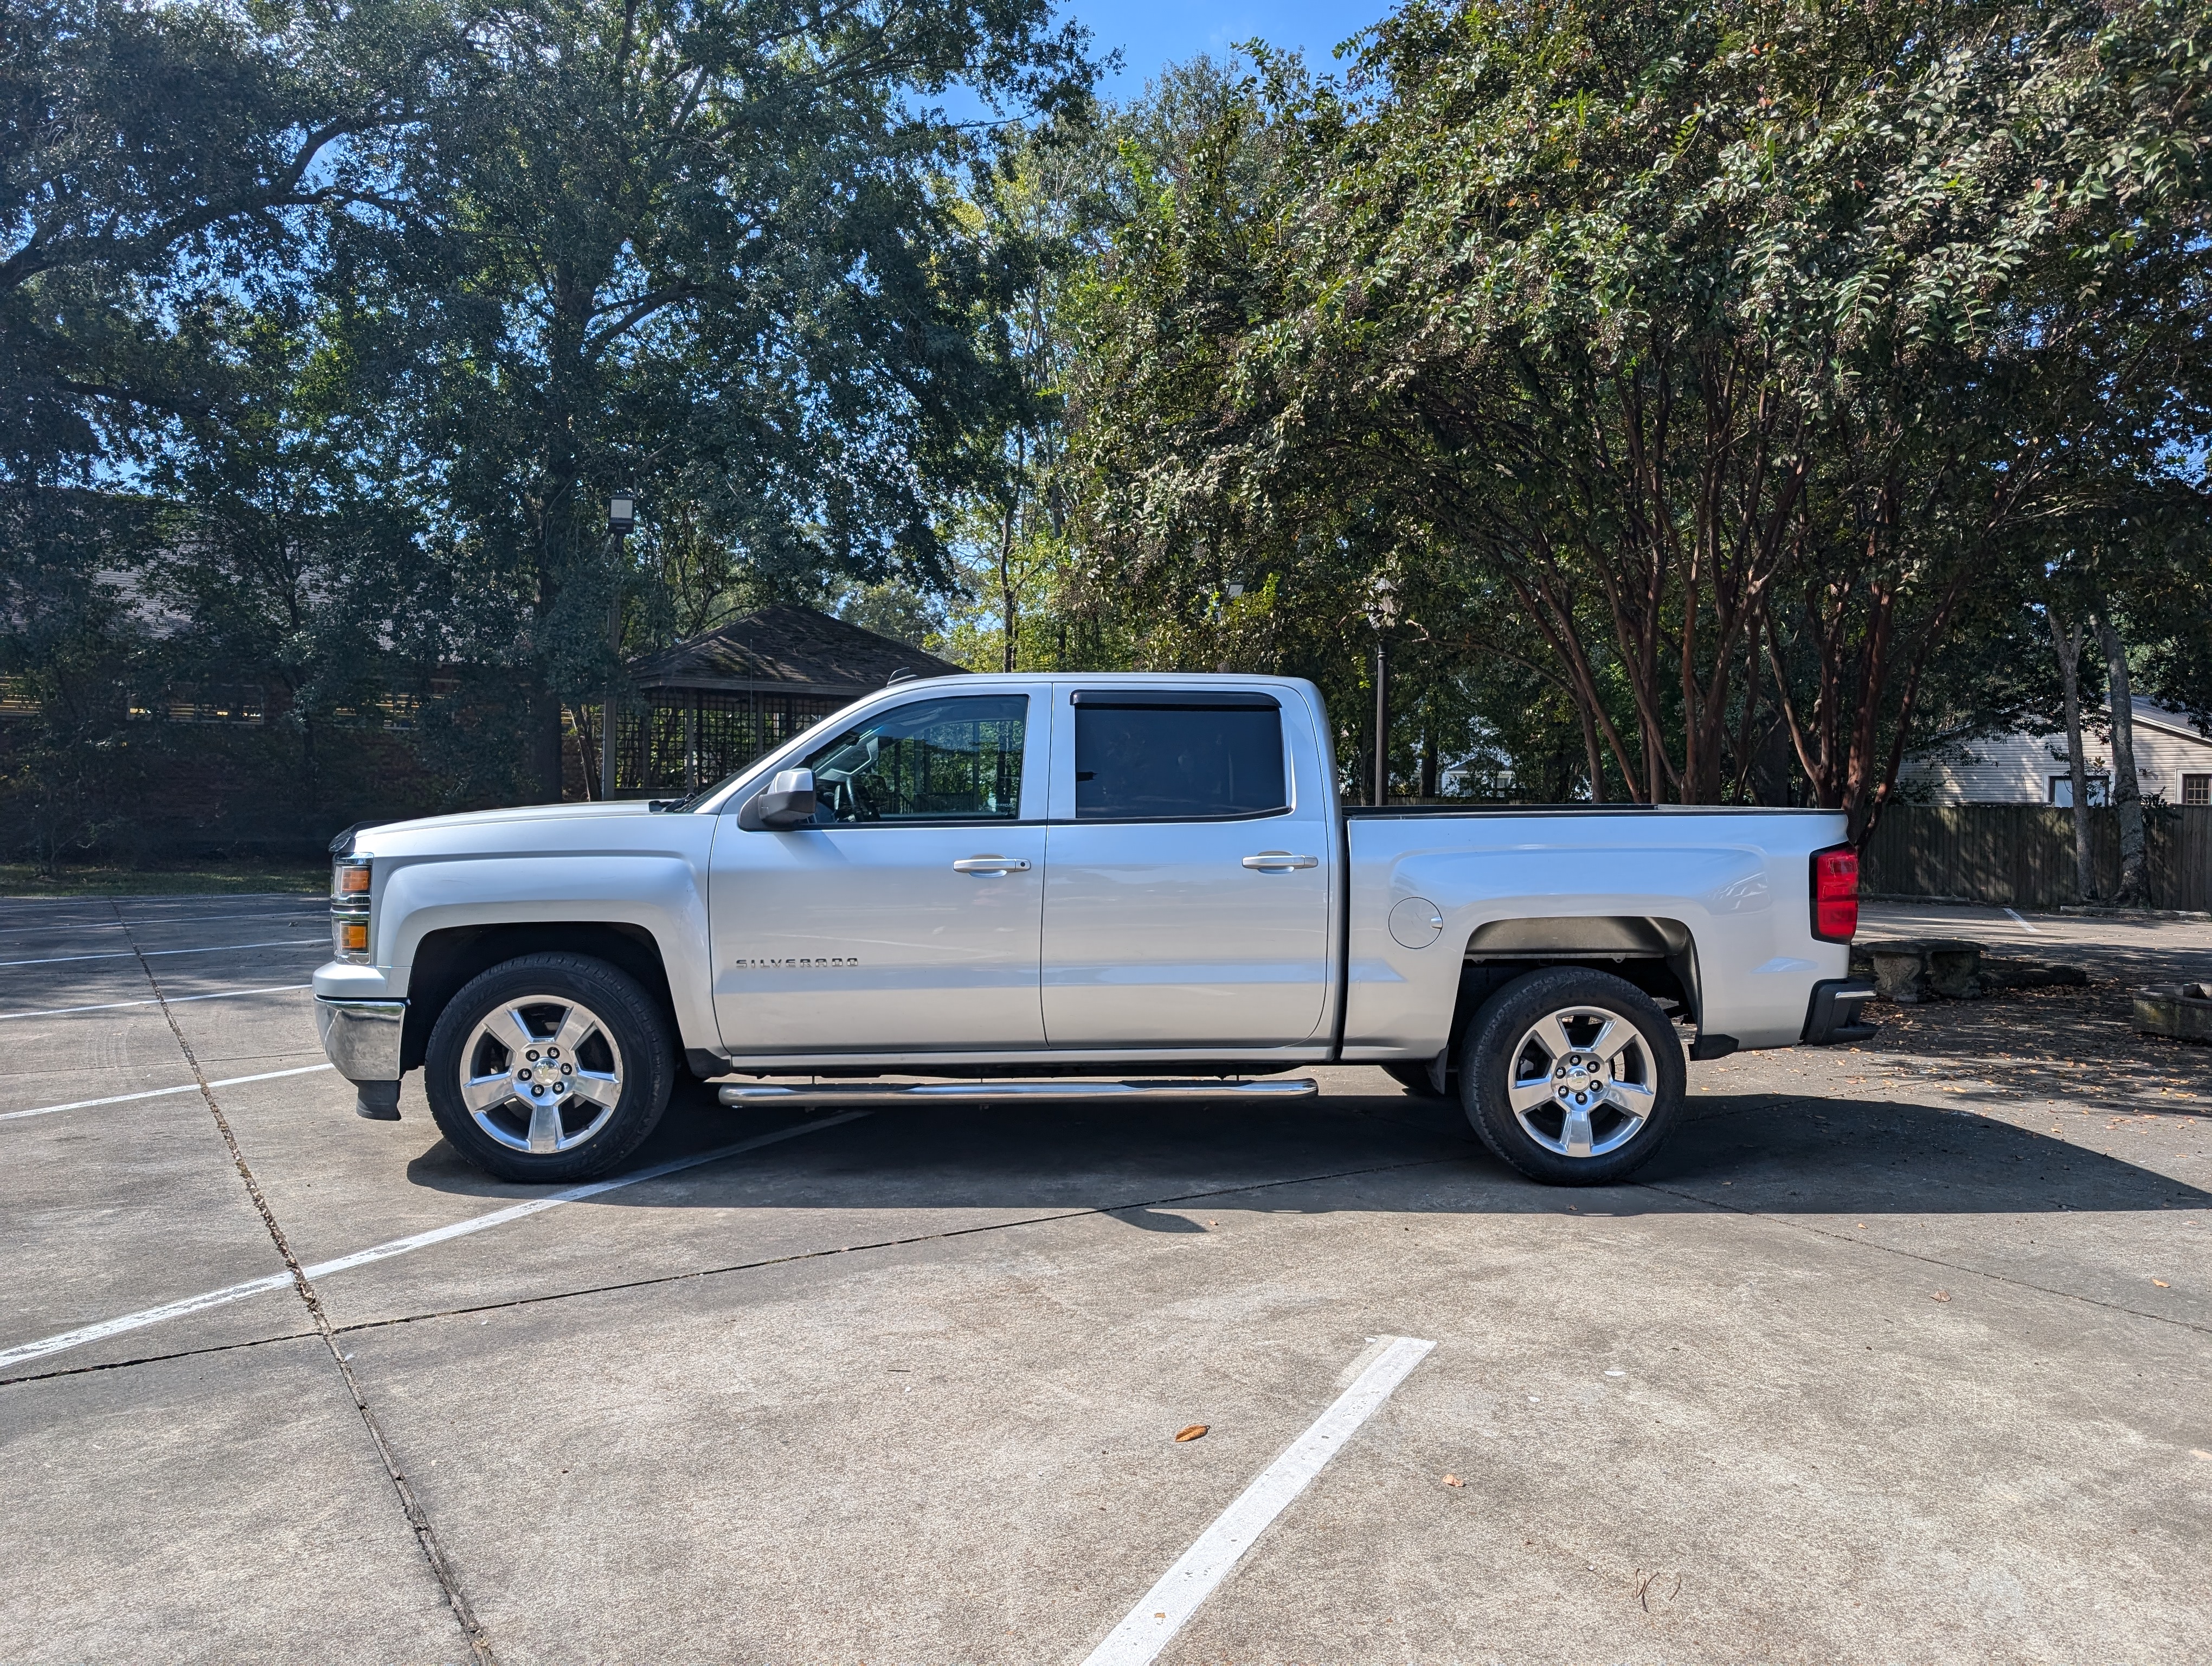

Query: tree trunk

[528,677,566,803]
[2098,613,2149,905]
[2047,611,2095,900]
[1576,695,1607,803]
[998,491,1019,674]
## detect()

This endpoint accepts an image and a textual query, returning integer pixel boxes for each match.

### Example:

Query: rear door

[710,687,1047,1055]
[1040,686,1333,1047]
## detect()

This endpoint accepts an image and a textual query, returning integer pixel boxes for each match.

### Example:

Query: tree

[1066,0,2212,833]
[0,0,437,479]
[346,0,1097,796]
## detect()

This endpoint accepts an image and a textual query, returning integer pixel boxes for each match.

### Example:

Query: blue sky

[1065,0,1397,96]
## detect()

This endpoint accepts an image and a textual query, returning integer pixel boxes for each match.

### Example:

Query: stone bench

[1850,940,2089,1004]
[2134,984,2212,1043]
[1858,939,1987,1004]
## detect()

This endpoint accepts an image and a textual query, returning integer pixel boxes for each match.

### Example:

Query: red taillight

[1812,845,1859,942]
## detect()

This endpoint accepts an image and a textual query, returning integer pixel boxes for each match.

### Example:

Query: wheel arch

[401,923,677,1074]
[1441,916,1701,1079]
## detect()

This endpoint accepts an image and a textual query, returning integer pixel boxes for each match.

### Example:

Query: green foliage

[4,0,2204,857]
[1066,0,2211,825]
[1,0,1101,850]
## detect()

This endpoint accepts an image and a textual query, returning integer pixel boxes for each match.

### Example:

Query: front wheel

[1458,967,1684,1186]
[423,953,675,1182]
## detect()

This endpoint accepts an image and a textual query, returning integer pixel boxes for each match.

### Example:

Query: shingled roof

[624,604,965,699]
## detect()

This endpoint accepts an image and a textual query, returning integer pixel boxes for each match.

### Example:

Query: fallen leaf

[1930,1290,1951,1302]
[1174,1424,1208,1443]
[2153,1279,2171,1289]
[2192,1450,2212,1461]
[1442,1473,1464,1488]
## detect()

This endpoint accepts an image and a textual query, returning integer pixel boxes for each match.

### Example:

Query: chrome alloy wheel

[458,997,625,1155]
[1504,1005,1657,1160]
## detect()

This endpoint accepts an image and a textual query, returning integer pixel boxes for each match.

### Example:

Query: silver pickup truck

[314,674,1873,1187]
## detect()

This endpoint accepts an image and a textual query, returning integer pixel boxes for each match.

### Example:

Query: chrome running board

[717,1077,1319,1107]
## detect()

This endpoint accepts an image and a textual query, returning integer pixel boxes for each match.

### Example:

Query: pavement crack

[0,1328,323,1388]
[114,905,500,1665]
[318,1156,1464,1342]
[1631,1176,2212,1337]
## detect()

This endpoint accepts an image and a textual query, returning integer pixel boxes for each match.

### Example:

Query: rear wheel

[424,953,674,1182]
[1458,967,1684,1186]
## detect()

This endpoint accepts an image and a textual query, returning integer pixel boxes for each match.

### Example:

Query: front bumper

[315,996,409,1118]
[1801,979,1877,1046]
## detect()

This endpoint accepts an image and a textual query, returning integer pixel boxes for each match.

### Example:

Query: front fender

[372,836,717,1054]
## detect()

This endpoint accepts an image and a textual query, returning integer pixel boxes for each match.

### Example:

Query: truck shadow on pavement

[397,1075,2211,1220]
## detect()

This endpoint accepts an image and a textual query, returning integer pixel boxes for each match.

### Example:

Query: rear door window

[1071,692,1287,819]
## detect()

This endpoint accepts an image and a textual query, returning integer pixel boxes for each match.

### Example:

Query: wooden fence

[1861,804,2212,912]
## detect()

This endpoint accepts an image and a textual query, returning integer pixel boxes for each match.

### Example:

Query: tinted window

[1074,701,1287,819]
[801,696,1026,823]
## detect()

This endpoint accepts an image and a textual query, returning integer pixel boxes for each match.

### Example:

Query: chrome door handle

[1242,852,1319,870]
[952,856,1031,874]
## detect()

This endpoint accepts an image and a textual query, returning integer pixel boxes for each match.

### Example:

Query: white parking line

[2004,907,2041,933]
[0,1114,868,1374]
[0,907,324,936]
[1078,1336,1437,1666]
[0,984,313,1021]
[0,1064,336,1124]
[0,938,325,969]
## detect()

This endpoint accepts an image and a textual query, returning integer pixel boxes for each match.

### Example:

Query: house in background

[1898,699,2212,806]
[594,604,964,798]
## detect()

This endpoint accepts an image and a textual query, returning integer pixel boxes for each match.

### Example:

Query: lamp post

[601,494,636,800]
[1366,574,1398,807]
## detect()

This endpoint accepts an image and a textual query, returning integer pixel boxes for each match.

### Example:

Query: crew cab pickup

[314,674,1874,1185]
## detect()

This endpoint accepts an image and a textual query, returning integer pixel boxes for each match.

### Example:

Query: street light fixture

[600,494,636,800]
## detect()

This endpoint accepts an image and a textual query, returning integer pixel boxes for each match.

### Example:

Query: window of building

[1072,691,1287,819]
[2184,773,2211,806]
[800,695,1026,823]
[2049,774,2109,807]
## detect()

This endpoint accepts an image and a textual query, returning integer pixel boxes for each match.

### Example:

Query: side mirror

[738,768,818,831]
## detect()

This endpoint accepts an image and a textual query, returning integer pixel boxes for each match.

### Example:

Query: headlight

[331,856,372,962]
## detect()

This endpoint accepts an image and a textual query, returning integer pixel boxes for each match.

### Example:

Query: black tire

[1458,966,1684,1186]
[1381,1062,1448,1099]
[423,953,675,1183]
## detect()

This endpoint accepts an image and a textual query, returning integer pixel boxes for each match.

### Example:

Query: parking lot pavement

[1860,897,2212,975]
[5,1338,462,1662]
[3,895,2209,1664]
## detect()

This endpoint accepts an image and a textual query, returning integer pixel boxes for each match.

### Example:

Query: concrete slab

[336,1132,2211,1664]
[0,941,324,1003]
[0,1005,233,1116]
[6,894,2208,1659]
[230,1075,1478,1333]
[0,1336,465,1665]
[0,1082,308,1376]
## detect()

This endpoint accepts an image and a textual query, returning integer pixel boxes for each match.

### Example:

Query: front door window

[805,695,1026,823]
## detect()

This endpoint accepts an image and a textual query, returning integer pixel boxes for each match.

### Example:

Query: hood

[345,799,671,853]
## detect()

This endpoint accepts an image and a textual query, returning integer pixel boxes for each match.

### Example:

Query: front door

[1041,687,1333,1048]
[710,689,1047,1055]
